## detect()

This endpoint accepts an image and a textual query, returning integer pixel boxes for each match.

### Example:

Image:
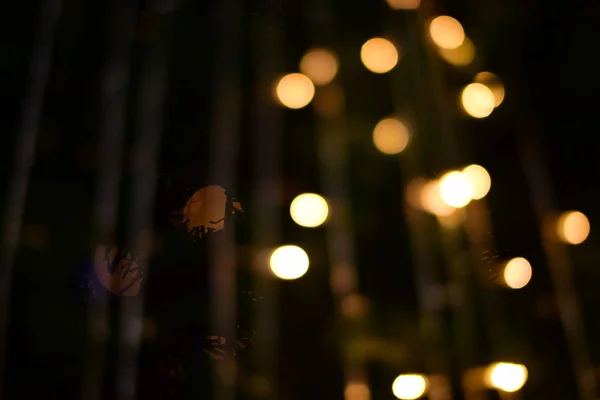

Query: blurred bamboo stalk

[250,0,284,397]
[518,131,598,400]
[207,0,243,398]
[0,1,61,397]
[83,2,136,400]
[115,3,172,399]
[385,6,453,394]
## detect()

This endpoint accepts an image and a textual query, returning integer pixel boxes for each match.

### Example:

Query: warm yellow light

[420,180,455,217]
[429,16,465,50]
[485,363,528,393]
[345,382,371,400]
[269,245,309,280]
[439,171,473,208]
[300,48,339,86]
[503,257,532,289]
[290,193,329,228]
[557,211,590,245]
[392,374,428,400]
[438,36,475,66]
[360,38,399,74]
[462,164,491,200]
[373,118,410,155]
[461,83,495,119]
[275,73,315,109]
[474,72,505,107]
[386,0,420,9]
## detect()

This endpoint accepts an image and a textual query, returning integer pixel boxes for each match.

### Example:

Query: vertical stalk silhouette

[0,1,61,396]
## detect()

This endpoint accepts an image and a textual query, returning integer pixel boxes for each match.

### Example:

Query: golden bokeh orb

[290,193,329,228]
[360,38,399,74]
[461,83,495,119]
[485,363,528,393]
[474,71,505,107]
[372,118,410,155]
[392,374,428,400]
[556,211,590,245]
[269,245,310,280]
[462,164,491,200]
[300,48,339,86]
[275,73,315,109]
[429,16,465,50]
[439,171,473,208]
[438,36,475,66]
[503,257,532,289]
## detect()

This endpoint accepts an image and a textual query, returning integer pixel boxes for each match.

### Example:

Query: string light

[269,245,310,280]
[428,16,465,50]
[461,83,495,118]
[275,73,315,109]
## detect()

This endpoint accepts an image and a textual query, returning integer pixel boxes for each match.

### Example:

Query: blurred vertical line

[385,8,453,395]
[0,0,61,396]
[83,2,136,400]
[303,0,369,395]
[517,131,597,400]
[207,0,243,397]
[115,1,174,399]
[250,2,283,398]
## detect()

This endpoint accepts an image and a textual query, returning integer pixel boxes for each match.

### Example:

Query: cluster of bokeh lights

[266,5,589,399]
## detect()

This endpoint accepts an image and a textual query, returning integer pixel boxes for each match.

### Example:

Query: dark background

[1,0,600,399]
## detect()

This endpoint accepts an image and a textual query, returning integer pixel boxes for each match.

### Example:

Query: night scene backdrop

[1,0,600,399]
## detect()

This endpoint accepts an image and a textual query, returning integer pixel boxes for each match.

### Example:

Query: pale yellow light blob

[360,38,399,74]
[373,118,410,155]
[392,374,428,399]
[557,211,590,245]
[439,171,473,208]
[420,180,455,217]
[462,164,491,200]
[485,363,528,392]
[438,36,475,66]
[461,83,495,118]
[290,193,329,228]
[386,0,420,9]
[474,71,505,107]
[345,381,371,400]
[269,245,309,280]
[503,257,532,289]
[275,73,315,109]
[300,48,339,86]
[429,16,465,50]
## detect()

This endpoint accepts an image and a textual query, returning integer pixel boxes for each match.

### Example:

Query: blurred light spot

[557,211,590,245]
[462,164,491,200]
[345,381,371,400]
[392,374,428,399]
[461,83,495,118]
[503,257,532,289]
[373,118,410,154]
[300,48,339,86]
[290,193,329,228]
[439,171,473,208]
[275,73,315,109]
[420,180,455,217]
[438,36,475,66]
[269,245,309,280]
[485,363,528,392]
[386,0,420,9]
[474,72,505,107]
[360,38,399,74]
[313,83,345,117]
[429,16,465,50]
[341,293,369,319]
[331,263,358,296]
